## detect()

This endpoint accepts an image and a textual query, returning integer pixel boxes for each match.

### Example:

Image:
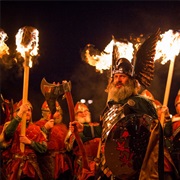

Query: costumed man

[71,29,164,179]
[35,100,73,180]
[65,102,101,180]
[4,100,47,180]
[165,89,180,178]
[141,89,179,180]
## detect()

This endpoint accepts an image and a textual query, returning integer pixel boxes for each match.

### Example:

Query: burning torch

[15,26,39,152]
[81,36,134,74]
[154,29,180,127]
[0,28,9,59]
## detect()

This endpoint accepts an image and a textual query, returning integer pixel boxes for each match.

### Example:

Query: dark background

[1,1,180,125]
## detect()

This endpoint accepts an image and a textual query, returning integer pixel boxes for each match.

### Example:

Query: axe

[41,78,90,171]
[40,78,67,117]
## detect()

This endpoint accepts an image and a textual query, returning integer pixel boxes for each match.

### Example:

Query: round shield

[104,113,153,179]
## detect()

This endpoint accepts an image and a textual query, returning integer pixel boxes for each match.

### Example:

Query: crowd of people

[0,57,180,180]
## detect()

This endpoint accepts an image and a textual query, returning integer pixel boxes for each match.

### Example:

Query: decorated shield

[103,113,153,179]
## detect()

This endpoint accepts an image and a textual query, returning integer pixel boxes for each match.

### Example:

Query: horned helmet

[41,100,63,115]
[110,29,160,88]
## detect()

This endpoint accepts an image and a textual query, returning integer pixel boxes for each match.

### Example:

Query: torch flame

[84,39,134,73]
[155,29,180,64]
[84,30,180,73]
[154,29,180,127]
[0,29,9,58]
[15,26,39,67]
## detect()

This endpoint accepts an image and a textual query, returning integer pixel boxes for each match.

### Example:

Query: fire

[0,29,9,58]
[154,29,180,64]
[15,26,39,67]
[83,39,134,73]
[83,30,180,73]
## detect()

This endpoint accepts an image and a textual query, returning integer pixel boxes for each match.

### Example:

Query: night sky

[1,1,180,125]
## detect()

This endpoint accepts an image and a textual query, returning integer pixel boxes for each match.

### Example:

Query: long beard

[107,79,135,102]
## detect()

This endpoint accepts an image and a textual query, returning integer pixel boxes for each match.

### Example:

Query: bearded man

[65,102,101,180]
[4,100,47,180]
[70,58,163,180]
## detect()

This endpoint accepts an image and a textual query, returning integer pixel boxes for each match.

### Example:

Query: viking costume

[141,90,179,179]
[4,101,47,180]
[79,29,165,179]
[68,127,101,180]
[79,82,163,179]
[35,101,72,180]
[65,102,101,180]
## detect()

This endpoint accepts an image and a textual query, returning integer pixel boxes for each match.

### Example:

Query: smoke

[70,62,108,122]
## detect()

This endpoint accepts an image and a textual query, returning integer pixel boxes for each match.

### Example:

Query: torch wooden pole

[20,59,30,152]
[160,59,175,127]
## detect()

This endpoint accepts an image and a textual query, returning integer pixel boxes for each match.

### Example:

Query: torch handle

[20,64,30,152]
[160,58,175,127]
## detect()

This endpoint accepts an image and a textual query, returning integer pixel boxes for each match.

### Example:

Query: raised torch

[15,26,39,152]
[154,29,180,127]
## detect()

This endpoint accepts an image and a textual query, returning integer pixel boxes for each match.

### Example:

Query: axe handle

[65,91,90,171]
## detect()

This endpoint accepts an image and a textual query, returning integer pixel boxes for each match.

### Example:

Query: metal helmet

[13,99,33,112]
[41,101,63,115]
[74,102,89,114]
[175,90,180,107]
[112,58,133,77]
[141,89,155,101]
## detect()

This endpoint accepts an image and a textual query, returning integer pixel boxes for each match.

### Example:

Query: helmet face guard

[112,58,133,77]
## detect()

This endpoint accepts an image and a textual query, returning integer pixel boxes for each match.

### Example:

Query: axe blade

[40,78,65,98]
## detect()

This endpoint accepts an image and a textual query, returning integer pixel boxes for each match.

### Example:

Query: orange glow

[0,29,9,58]
[84,39,134,73]
[15,26,39,67]
[155,30,180,64]
[84,30,180,73]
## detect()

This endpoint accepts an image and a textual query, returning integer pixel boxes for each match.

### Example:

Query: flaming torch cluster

[15,26,39,152]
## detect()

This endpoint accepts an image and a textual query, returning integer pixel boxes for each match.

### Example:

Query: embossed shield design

[104,114,153,179]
